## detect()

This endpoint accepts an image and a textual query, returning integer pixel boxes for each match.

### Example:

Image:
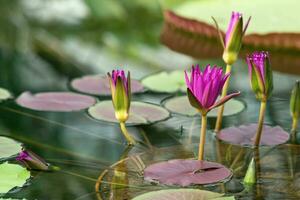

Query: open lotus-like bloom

[222,11,251,64]
[185,65,240,115]
[16,150,49,171]
[246,51,273,101]
[107,70,131,122]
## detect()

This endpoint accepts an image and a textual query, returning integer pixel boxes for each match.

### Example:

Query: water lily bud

[246,51,273,101]
[290,80,300,119]
[185,64,240,115]
[108,70,131,122]
[223,12,250,65]
[16,150,49,171]
[243,158,256,185]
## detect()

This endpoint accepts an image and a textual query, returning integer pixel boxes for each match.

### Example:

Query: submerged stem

[254,101,267,146]
[198,114,207,160]
[120,122,136,145]
[215,64,232,133]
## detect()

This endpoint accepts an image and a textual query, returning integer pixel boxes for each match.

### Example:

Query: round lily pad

[141,71,186,93]
[70,75,144,96]
[16,91,96,112]
[0,162,31,194]
[88,101,170,125]
[217,124,290,146]
[132,189,229,200]
[144,159,232,186]
[0,136,23,160]
[0,88,12,101]
[163,96,245,117]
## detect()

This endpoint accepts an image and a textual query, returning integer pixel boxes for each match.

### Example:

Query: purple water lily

[185,64,240,115]
[16,150,49,171]
[246,51,273,101]
[107,69,131,123]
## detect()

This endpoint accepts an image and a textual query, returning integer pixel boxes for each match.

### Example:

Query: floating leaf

[217,124,290,146]
[144,159,232,186]
[16,92,96,112]
[70,75,144,96]
[88,101,170,125]
[0,88,12,101]
[132,189,225,200]
[0,162,30,194]
[141,71,186,93]
[163,96,245,117]
[0,136,22,160]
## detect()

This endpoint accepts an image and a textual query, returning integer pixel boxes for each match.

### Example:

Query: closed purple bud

[16,150,49,171]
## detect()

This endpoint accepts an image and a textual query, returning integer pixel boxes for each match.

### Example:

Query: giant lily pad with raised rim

[0,136,23,160]
[0,88,12,101]
[141,71,186,93]
[0,162,30,194]
[16,92,96,112]
[132,189,234,200]
[70,75,144,96]
[163,96,245,117]
[88,101,170,125]
[217,123,290,146]
[144,159,232,186]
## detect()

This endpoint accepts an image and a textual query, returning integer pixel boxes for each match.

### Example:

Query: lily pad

[144,159,232,186]
[0,162,30,194]
[88,101,170,125]
[141,71,186,93]
[163,96,245,117]
[70,75,144,96]
[217,124,290,146]
[16,92,96,112]
[0,88,12,101]
[132,189,228,200]
[0,136,23,160]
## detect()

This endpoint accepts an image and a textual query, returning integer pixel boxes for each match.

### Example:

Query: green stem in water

[198,114,207,160]
[120,122,136,145]
[292,116,298,133]
[215,64,232,133]
[254,101,267,146]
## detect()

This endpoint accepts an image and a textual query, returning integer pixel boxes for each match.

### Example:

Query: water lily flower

[185,65,240,116]
[16,150,49,171]
[107,69,136,145]
[290,80,300,132]
[246,51,273,102]
[107,70,131,123]
[185,64,240,160]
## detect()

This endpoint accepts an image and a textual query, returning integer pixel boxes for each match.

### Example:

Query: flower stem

[292,116,298,133]
[120,122,136,145]
[215,64,232,133]
[198,114,207,160]
[254,101,267,146]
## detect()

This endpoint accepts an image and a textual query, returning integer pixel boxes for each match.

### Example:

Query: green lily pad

[0,136,23,160]
[165,0,300,34]
[141,71,186,93]
[163,96,245,117]
[0,88,12,101]
[132,189,234,200]
[88,101,170,125]
[0,162,30,194]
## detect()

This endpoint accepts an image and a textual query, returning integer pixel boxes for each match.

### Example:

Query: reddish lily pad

[163,96,245,117]
[70,75,144,96]
[217,124,290,146]
[16,92,96,112]
[88,101,170,125]
[144,159,232,186]
[132,189,231,200]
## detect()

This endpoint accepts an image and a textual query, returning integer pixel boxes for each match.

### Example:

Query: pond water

[0,1,299,200]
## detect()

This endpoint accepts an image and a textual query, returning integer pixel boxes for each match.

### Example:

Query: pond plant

[214,12,251,132]
[185,65,240,160]
[290,80,300,133]
[107,70,136,145]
